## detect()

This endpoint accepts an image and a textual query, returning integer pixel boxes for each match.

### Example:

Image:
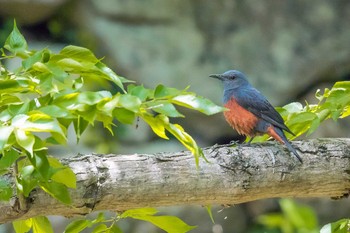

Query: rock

[0,0,69,25]
[72,1,350,143]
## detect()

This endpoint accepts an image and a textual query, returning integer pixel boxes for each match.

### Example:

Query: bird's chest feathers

[223,98,258,136]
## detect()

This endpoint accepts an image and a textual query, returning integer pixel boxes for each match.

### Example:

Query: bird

[210,70,302,163]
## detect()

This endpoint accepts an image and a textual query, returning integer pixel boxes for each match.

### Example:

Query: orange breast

[224,98,259,137]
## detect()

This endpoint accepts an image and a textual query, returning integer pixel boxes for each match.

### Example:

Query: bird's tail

[268,126,303,163]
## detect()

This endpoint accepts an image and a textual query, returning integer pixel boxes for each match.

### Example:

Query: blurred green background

[1,1,350,232]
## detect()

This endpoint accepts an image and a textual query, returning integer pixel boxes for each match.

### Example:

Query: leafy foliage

[257,199,319,233]
[1,21,224,232]
[251,81,350,142]
[321,219,350,233]
[62,209,195,233]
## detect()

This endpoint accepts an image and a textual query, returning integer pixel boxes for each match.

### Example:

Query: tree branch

[1,138,350,223]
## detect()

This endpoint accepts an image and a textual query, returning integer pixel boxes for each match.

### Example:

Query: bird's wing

[235,88,295,136]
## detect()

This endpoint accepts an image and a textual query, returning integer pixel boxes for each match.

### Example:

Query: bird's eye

[229,76,236,80]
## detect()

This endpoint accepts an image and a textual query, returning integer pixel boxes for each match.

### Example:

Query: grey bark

[1,138,350,224]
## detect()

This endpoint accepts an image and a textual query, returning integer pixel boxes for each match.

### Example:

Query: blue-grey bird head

[210,70,252,103]
[209,70,251,90]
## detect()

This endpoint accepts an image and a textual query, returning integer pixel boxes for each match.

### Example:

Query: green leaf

[154,84,182,98]
[321,219,349,233]
[0,125,14,150]
[13,219,33,233]
[0,178,13,201]
[92,224,108,233]
[91,212,105,224]
[147,102,184,117]
[29,151,50,180]
[38,105,70,118]
[32,216,54,233]
[14,129,35,155]
[118,94,142,113]
[45,63,69,82]
[78,91,112,105]
[0,148,20,170]
[257,213,286,228]
[73,116,89,142]
[4,20,28,55]
[22,49,49,70]
[122,208,195,233]
[64,219,90,233]
[95,62,130,91]
[17,165,38,196]
[121,208,158,217]
[109,225,123,233]
[205,205,215,224]
[128,85,152,101]
[141,114,168,139]
[282,102,304,113]
[40,181,71,204]
[49,157,76,189]
[172,94,225,115]
[113,108,136,124]
[0,80,22,93]
[165,122,204,167]
[60,45,99,63]
[279,199,318,230]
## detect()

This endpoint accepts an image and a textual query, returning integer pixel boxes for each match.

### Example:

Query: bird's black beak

[209,74,224,81]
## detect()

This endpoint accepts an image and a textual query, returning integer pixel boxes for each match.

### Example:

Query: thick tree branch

[1,138,350,223]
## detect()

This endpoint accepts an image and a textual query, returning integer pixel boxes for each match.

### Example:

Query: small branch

[1,138,350,223]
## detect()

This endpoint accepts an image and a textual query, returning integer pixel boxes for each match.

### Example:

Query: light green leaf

[22,49,49,70]
[45,63,68,82]
[165,122,204,167]
[38,105,70,118]
[13,218,33,233]
[92,224,108,233]
[17,165,38,196]
[56,58,85,70]
[205,205,215,224]
[147,102,184,118]
[95,62,130,91]
[279,199,318,230]
[64,219,90,233]
[49,157,76,189]
[172,94,225,115]
[64,219,91,233]
[28,152,50,180]
[128,85,152,101]
[91,212,105,224]
[4,20,28,54]
[122,208,195,233]
[60,45,99,63]
[78,91,112,105]
[257,213,286,227]
[108,225,123,233]
[121,208,158,218]
[0,80,22,93]
[154,84,182,98]
[141,114,168,139]
[0,125,14,150]
[113,108,136,124]
[73,117,89,142]
[282,102,304,113]
[32,216,53,233]
[0,148,20,170]
[118,94,142,113]
[0,178,13,201]
[40,181,71,204]
[321,219,349,233]
[14,128,35,155]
